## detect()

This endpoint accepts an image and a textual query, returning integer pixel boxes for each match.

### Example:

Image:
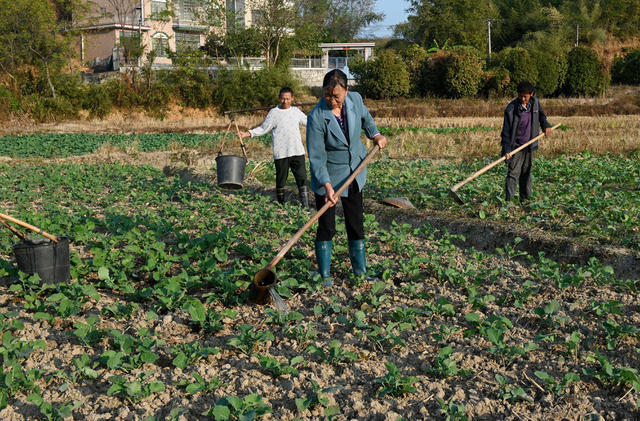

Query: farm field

[0,162,639,420]
[1,95,639,419]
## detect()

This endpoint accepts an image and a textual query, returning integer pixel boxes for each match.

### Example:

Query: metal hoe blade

[449,188,465,205]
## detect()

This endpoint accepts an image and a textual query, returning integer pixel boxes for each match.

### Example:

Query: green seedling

[295,379,340,420]
[284,322,318,349]
[227,324,274,355]
[391,306,421,329]
[107,373,165,402]
[589,300,623,317]
[424,298,455,318]
[562,330,582,357]
[375,362,419,397]
[436,398,469,421]
[174,372,223,394]
[71,314,105,346]
[432,324,460,343]
[602,320,638,350]
[263,309,303,326]
[583,351,640,407]
[428,346,471,378]
[72,354,99,381]
[100,328,164,371]
[169,341,220,370]
[534,300,570,329]
[466,287,495,309]
[205,394,272,420]
[27,393,82,421]
[308,340,358,364]
[366,323,407,351]
[495,374,533,403]
[258,354,304,377]
[102,302,139,320]
[186,299,237,333]
[534,371,580,396]
[355,281,390,310]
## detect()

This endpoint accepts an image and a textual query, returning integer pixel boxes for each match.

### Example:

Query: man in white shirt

[239,87,309,207]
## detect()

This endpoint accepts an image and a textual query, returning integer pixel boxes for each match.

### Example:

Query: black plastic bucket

[216,154,246,189]
[12,236,70,284]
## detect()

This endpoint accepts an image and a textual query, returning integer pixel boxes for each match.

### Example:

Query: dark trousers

[315,182,364,241]
[274,155,306,189]
[505,148,534,201]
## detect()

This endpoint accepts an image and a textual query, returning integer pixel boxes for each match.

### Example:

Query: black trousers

[505,148,533,201]
[274,155,307,189]
[315,182,364,241]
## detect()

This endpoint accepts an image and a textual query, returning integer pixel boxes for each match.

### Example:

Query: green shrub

[213,66,300,112]
[499,47,538,95]
[54,74,85,108]
[531,49,567,96]
[399,44,428,96]
[612,48,640,85]
[417,50,450,97]
[350,50,410,99]
[29,95,78,122]
[483,67,511,98]
[564,46,608,96]
[443,47,484,98]
[82,84,113,119]
[0,86,23,119]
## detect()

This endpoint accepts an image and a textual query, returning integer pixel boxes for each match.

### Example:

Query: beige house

[79,0,257,68]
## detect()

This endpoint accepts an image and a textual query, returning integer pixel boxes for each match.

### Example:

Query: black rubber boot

[276,188,285,204]
[298,185,309,208]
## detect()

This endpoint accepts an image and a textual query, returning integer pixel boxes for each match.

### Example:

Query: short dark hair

[322,69,348,91]
[517,81,534,94]
[279,87,293,96]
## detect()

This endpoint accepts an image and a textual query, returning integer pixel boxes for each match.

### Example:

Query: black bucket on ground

[216,154,247,189]
[12,236,70,284]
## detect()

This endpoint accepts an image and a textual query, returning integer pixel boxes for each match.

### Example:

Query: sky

[366,0,411,38]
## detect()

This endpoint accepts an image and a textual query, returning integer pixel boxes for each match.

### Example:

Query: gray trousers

[505,148,533,201]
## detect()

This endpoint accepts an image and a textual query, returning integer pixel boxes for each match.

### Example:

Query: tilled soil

[1,170,639,420]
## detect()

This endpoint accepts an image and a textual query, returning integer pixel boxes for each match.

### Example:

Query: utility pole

[575,24,579,47]
[485,19,492,60]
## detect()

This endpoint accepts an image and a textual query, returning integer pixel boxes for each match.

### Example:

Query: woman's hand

[373,134,387,149]
[324,183,337,207]
[238,131,251,139]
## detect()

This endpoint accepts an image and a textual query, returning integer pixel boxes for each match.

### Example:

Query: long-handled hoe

[449,123,560,204]
[249,145,381,306]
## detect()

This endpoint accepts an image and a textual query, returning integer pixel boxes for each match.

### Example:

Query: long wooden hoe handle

[0,218,28,241]
[451,123,561,192]
[0,212,59,243]
[266,144,381,269]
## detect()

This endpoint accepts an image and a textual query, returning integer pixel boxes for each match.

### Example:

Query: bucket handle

[0,212,59,243]
[217,117,248,160]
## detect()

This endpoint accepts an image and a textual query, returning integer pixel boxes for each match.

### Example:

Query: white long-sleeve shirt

[248,106,307,160]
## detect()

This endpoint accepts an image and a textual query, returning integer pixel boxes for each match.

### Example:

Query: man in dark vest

[500,81,553,202]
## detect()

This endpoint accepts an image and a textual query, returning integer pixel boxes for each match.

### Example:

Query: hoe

[449,123,560,204]
[249,145,381,305]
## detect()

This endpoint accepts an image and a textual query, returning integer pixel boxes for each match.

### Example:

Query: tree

[324,0,384,41]
[396,0,496,52]
[350,50,409,99]
[0,0,69,97]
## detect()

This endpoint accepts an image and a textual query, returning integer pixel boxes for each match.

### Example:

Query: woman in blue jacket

[306,69,387,286]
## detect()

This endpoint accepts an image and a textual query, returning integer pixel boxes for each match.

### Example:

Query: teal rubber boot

[348,240,367,277]
[315,240,333,287]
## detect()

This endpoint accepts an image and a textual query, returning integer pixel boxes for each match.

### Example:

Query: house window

[251,10,263,25]
[178,0,201,22]
[152,33,170,57]
[175,32,200,52]
[151,0,168,19]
